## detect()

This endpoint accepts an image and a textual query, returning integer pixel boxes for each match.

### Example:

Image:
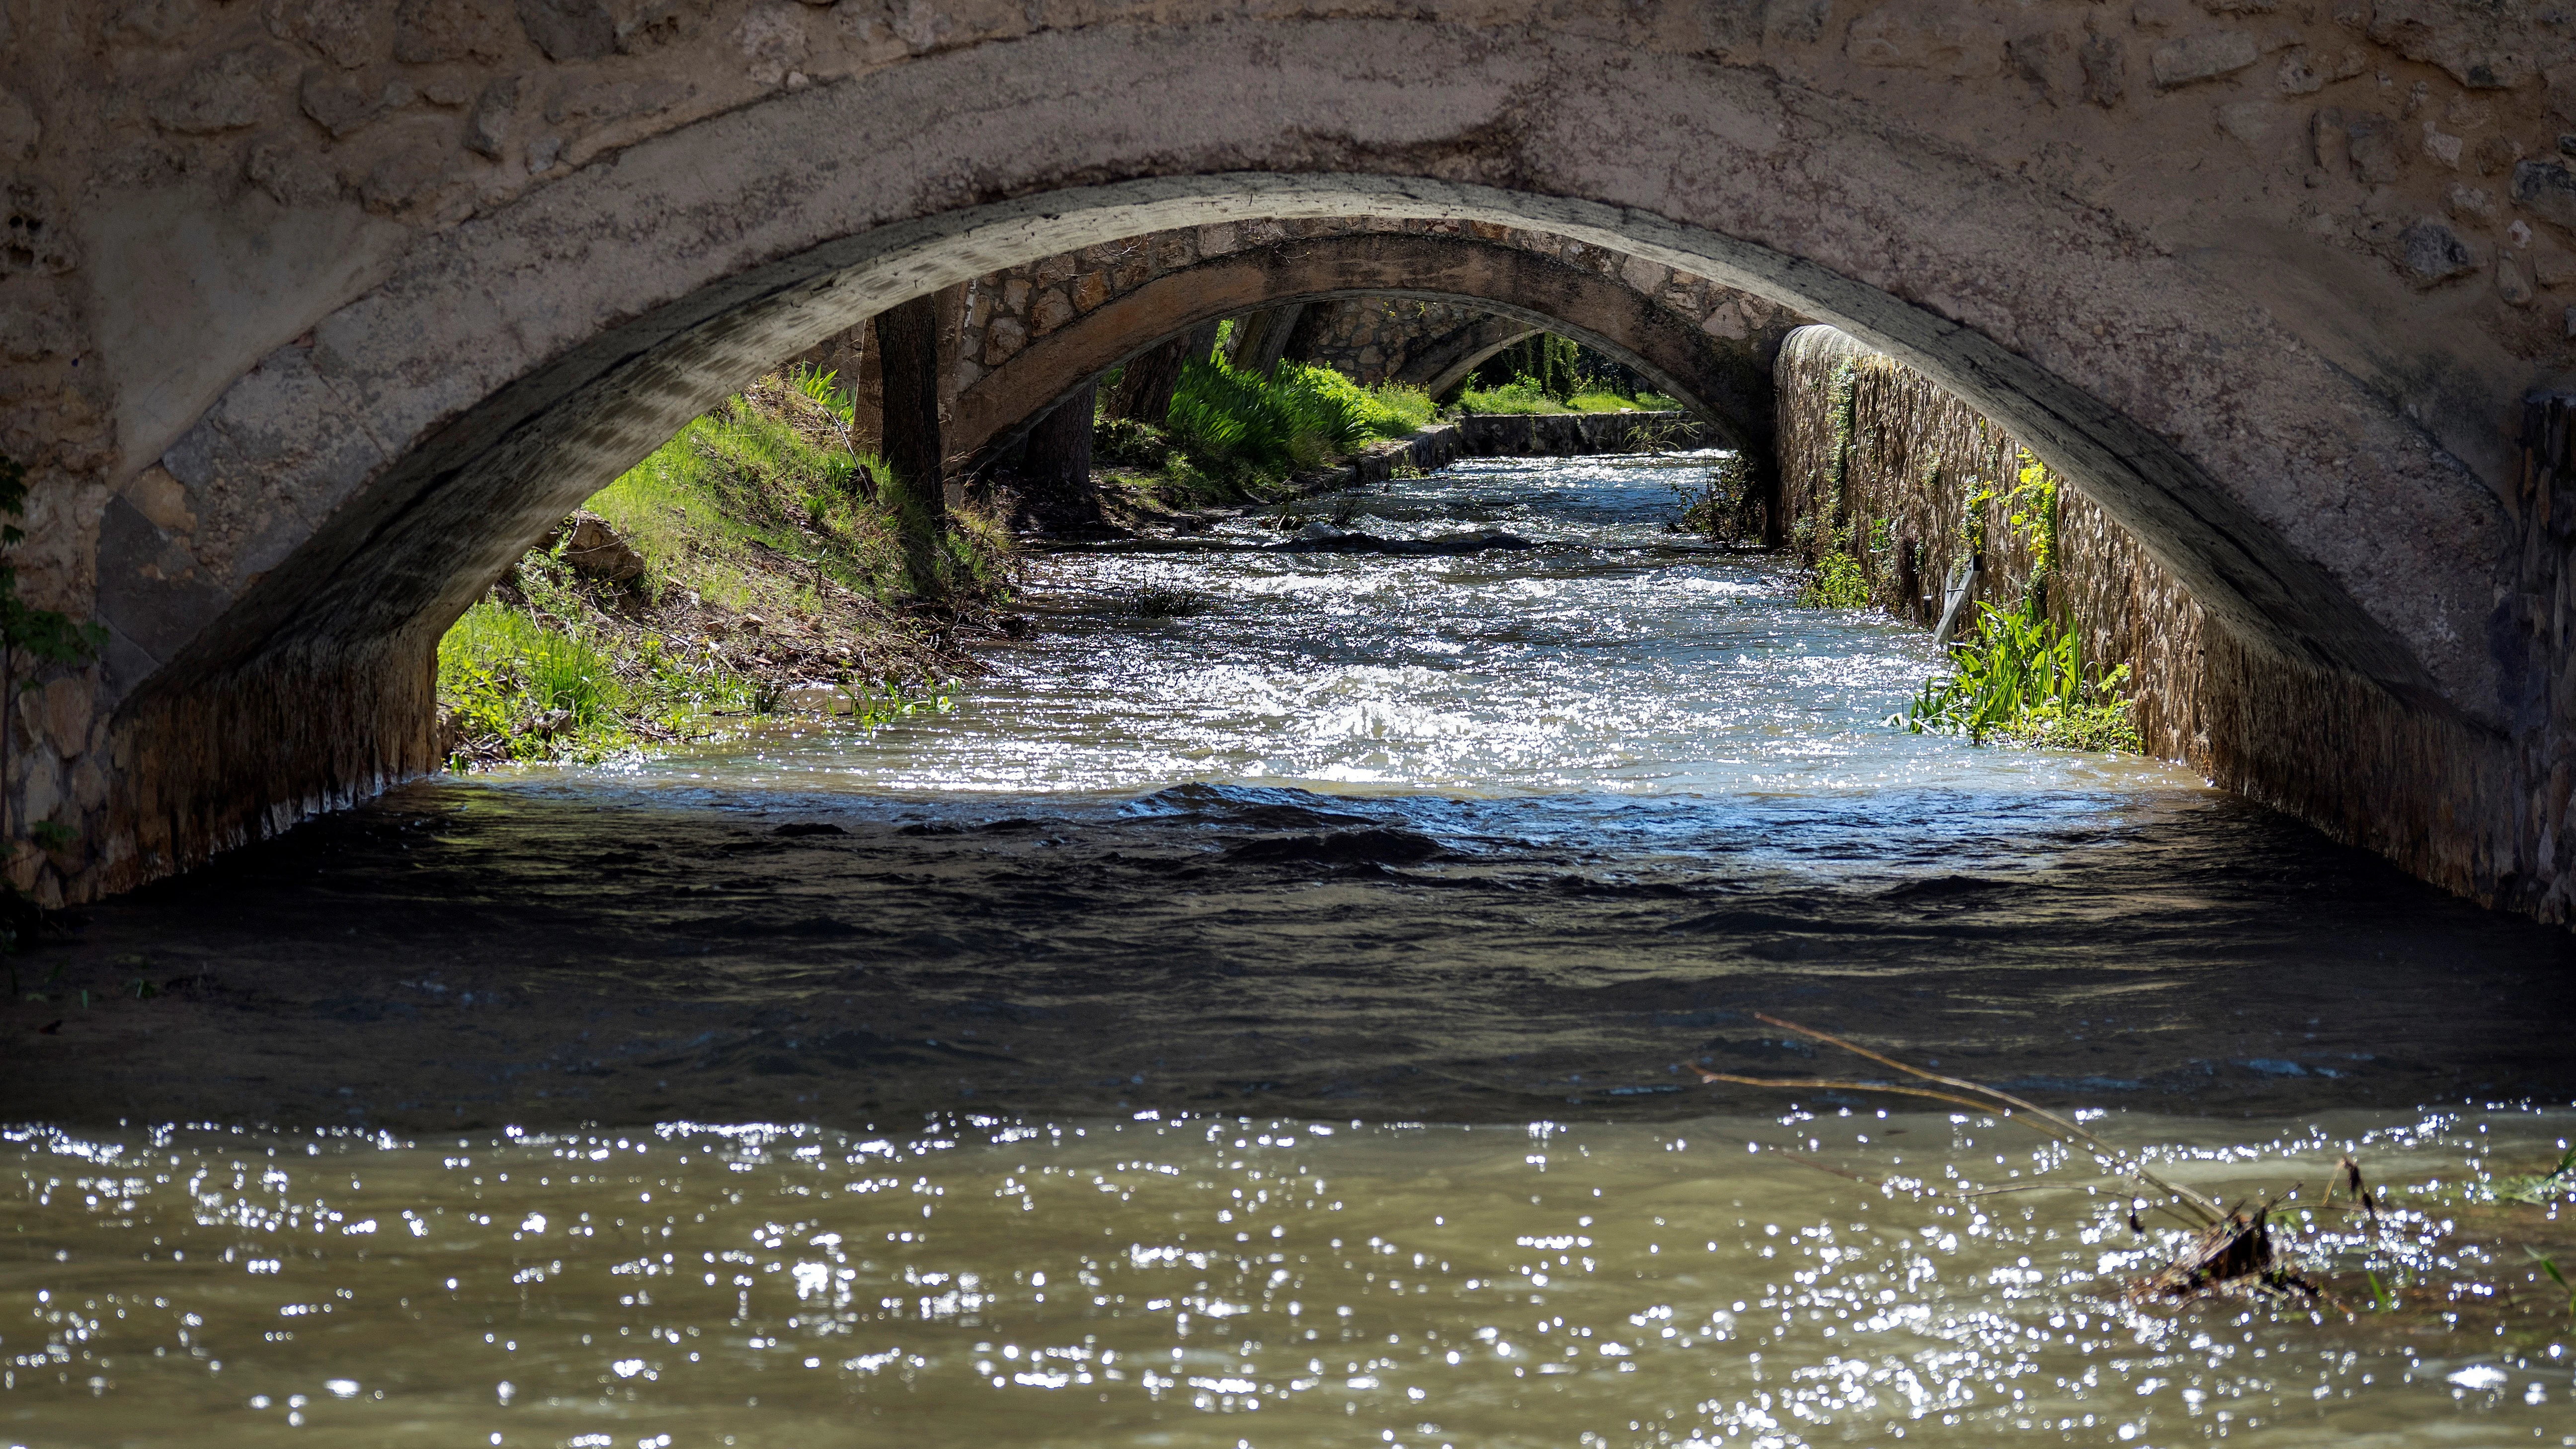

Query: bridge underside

[946,233,1785,471]
[6,7,2562,924]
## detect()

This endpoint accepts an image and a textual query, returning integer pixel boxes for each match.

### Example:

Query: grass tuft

[436,375,1012,770]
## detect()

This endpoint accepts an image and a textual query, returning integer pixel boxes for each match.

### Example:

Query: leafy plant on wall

[0,454,106,944]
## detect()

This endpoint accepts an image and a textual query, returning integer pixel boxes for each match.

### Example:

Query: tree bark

[1015,383,1103,530]
[873,293,946,521]
[873,293,948,593]
[1228,305,1305,376]
[1104,321,1219,423]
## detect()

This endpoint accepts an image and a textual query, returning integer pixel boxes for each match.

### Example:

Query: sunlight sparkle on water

[6,1112,2574,1448]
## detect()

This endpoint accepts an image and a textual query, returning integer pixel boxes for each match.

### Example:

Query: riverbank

[436,376,1018,769]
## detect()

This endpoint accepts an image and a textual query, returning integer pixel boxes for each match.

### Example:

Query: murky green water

[9,1111,2574,1447]
[8,453,2576,1445]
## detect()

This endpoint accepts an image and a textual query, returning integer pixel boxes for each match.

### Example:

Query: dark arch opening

[942,231,1783,476]
[100,169,2464,894]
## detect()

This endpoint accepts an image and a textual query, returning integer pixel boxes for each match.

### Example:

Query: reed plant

[1902,600,2141,750]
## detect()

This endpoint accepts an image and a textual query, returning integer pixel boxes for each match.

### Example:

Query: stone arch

[47,14,2541,914]
[946,233,1782,471]
[1389,317,1542,399]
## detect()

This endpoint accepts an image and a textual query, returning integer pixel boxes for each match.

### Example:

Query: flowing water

[7,452,2576,1447]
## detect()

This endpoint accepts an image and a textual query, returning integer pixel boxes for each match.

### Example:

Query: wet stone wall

[1776,326,2576,926]
[1774,326,2213,768]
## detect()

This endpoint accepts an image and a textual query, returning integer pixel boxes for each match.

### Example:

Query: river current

[6,452,2575,1447]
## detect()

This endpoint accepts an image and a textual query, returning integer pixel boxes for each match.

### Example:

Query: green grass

[437,375,1010,769]
[437,593,756,766]
[2492,1146,2576,1205]
[1455,377,1682,414]
[1108,357,1442,506]
[1798,547,1872,609]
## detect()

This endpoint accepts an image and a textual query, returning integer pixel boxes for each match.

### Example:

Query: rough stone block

[2401,217,2478,283]
[150,46,294,134]
[0,85,38,162]
[2515,160,2576,237]
[2151,31,2258,88]
[393,0,515,64]
[981,316,1025,364]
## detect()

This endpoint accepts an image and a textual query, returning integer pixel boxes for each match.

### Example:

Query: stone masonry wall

[12,2,2576,911]
[1777,326,2576,923]
[1293,298,1514,384]
[1776,326,2214,766]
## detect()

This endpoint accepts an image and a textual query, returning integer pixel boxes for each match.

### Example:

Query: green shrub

[1456,378,1677,415]
[1671,454,1764,544]
[1151,357,1435,496]
[1094,416,1176,469]
[1902,601,2142,752]
[1798,545,1872,609]
[1455,377,1556,414]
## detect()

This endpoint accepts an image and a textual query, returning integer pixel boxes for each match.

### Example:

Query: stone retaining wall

[1775,326,2213,766]
[1775,329,2576,925]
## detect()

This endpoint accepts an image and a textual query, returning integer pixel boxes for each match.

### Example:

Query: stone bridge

[787,215,1805,470]
[4,2,2573,920]
[1288,300,1537,397]
[945,224,1803,469]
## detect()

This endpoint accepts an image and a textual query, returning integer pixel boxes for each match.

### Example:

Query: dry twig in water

[1688,1013,2328,1301]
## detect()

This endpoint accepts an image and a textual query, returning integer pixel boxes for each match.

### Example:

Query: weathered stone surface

[264,0,386,69]
[2317,107,2410,185]
[299,68,402,139]
[244,135,341,205]
[2366,0,2543,90]
[2517,160,2576,236]
[1846,8,2003,76]
[465,77,520,157]
[2079,31,2125,107]
[1,180,77,277]
[2151,30,2259,88]
[107,0,205,46]
[0,300,79,361]
[514,0,716,61]
[2500,255,2537,307]
[545,75,690,127]
[392,0,515,64]
[149,46,292,134]
[0,87,38,163]
[1028,289,1074,335]
[2275,45,2365,95]
[2400,217,2478,283]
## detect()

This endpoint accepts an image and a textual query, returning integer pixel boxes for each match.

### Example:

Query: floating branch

[1689,1013,2330,1302]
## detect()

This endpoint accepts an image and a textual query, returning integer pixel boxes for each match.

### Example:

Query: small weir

[9,454,2576,1446]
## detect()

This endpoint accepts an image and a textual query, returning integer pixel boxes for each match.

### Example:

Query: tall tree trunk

[1228,305,1305,376]
[1105,321,1219,423]
[873,293,947,593]
[1016,383,1102,531]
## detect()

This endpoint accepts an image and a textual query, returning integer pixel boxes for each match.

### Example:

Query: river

[6,451,2574,1446]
